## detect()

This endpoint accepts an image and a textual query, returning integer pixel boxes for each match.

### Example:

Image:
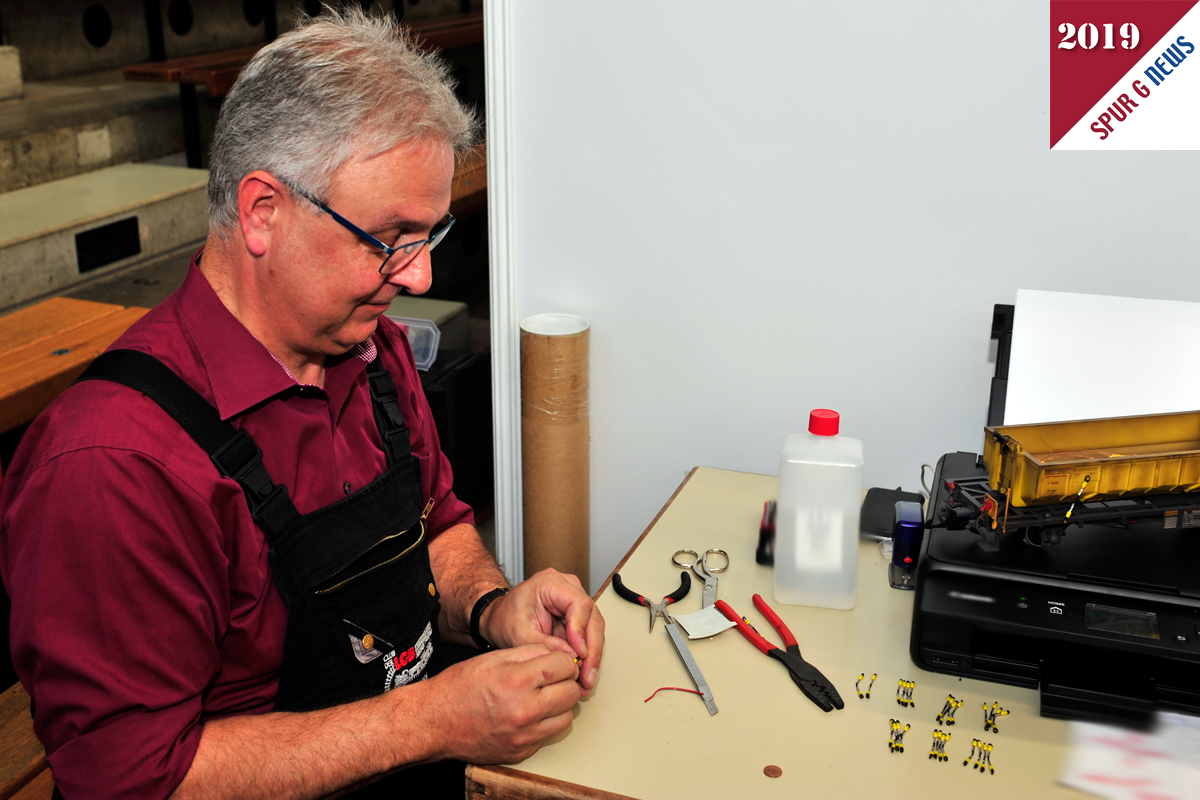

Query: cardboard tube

[521,314,590,591]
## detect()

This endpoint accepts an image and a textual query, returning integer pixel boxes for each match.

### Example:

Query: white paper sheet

[1059,714,1200,799]
[1005,290,1200,425]
[671,606,736,639]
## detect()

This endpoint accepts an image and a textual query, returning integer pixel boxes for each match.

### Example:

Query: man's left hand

[481,569,605,697]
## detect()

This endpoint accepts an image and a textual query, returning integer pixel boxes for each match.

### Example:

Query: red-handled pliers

[715,595,845,713]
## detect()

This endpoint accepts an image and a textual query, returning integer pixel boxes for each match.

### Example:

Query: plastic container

[774,409,864,610]
[385,315,441,371]
[888,500,925,590]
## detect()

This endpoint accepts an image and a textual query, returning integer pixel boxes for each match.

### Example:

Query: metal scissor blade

[663,619,719,715]
[701,575,717,608]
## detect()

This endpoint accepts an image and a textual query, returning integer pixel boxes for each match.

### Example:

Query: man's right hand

[170,643,581,800]
[426,643,582,764]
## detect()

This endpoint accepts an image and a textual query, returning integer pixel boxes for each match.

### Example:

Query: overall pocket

[270,460,435,711]
[301,526,441,703]
[313,518,427,595]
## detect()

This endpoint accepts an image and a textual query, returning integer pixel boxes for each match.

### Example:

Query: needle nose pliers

[716,594,845,712]
[613,571,690,633]
[612,571,720,715]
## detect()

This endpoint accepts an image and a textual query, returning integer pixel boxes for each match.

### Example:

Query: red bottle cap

[808,409,840,436]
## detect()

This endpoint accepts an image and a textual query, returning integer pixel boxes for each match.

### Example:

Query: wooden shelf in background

[451,144,488,219]
[123,10,484,98]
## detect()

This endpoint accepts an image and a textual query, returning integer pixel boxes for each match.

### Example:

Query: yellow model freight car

[983,411,1200,507]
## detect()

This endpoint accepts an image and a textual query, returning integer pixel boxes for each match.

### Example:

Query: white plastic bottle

[774,409,864,610]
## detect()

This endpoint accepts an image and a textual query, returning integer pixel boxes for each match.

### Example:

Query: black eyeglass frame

[290,184,455,275]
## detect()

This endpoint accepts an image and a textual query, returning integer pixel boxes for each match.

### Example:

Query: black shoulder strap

[76,350,302,544]
[365,354,412,467]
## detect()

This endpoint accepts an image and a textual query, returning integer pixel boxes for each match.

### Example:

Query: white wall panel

[492,0,1200,589]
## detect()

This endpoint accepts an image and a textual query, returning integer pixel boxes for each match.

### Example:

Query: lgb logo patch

[383,623,434,691]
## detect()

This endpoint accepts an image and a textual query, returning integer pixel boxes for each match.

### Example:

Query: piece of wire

[920,464,935,497]
[1003,487,1011,533]
[644,687,703,703]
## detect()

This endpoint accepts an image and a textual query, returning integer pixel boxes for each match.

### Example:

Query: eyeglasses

[290,185,455,276]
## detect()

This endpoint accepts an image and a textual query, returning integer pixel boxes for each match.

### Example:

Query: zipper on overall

[314,497,436,595]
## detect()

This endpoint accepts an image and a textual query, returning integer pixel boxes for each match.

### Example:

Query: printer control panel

[922,574,1200,653]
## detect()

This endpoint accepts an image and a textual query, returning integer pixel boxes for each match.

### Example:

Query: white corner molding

[484,0,523,583]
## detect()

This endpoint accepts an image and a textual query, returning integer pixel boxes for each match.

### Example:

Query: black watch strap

[469,587,510,651]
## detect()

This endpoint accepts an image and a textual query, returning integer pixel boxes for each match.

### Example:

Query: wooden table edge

[0,298,124,354]
[466,764,640,800]
[0,305,150,434]
[473,466,785,798]
[463,468,703,799]
[592,466,698,601]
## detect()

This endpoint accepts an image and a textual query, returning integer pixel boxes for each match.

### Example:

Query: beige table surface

[469,466,1087,800]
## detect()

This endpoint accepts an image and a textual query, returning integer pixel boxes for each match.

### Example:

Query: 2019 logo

[1051,0,1199,149]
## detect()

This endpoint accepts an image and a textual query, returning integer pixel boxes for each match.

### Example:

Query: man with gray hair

[0,10,603,800]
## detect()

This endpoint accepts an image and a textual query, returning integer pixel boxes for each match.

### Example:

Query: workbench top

[469,467,1083,799]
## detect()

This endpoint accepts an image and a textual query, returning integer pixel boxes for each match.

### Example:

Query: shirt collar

[176,251,375,420]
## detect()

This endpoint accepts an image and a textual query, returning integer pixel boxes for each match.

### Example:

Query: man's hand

[430,643,581,764]
[480,569,605,697]
[170,642,581,799]
[424,527,604,696]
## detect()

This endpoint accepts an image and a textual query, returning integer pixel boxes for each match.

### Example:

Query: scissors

[612,571,719,715]
[671,548,729,608]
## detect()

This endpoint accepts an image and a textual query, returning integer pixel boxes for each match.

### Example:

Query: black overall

[71,348,467,797]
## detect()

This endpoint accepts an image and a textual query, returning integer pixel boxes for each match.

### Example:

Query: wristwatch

[469,587,510,650]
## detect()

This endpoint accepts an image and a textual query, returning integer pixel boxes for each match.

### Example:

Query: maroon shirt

[0,256,473,799]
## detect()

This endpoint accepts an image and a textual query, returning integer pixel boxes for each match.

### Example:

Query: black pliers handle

[716,594,845,712]
[612,572,690,632]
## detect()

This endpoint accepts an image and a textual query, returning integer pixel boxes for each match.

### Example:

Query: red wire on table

[644,687,703,703]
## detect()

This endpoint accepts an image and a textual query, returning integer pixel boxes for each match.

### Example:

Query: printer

[909,306,1200,727]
